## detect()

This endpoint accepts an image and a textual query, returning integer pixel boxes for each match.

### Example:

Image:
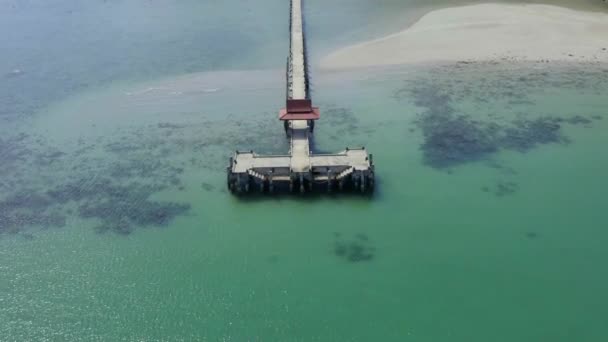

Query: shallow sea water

[2,1,608,341]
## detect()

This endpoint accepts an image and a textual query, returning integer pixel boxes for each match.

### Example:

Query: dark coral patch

[420,113,499,168]
[56,179,190,235]
[333,233,375,263]
[201,182,216,192]
[485,181,519,197]
[406,84,584,169]
[2,176,190,235]
[499,117,567,153]
[526,232,539,239]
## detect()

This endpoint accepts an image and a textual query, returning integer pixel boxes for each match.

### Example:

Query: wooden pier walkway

[227,0,374,194]
[288,0,312,174]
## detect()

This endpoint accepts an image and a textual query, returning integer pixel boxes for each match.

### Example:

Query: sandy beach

[321,3,608,69]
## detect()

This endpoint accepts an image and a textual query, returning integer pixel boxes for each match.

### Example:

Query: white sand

[321,4,608,69]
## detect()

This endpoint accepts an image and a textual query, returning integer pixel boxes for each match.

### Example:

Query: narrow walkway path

[227,0,374,194]
[288,0,311,173]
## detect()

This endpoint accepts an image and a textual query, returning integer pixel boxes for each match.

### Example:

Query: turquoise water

[2,1,608,341]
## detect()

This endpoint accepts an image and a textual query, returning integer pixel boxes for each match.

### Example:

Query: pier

[227,0,374,194]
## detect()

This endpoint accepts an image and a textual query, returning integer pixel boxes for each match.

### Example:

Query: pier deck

[227,0,374,194]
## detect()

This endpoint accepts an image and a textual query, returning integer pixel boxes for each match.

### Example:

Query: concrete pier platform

[228,148,374,193]
[227,0,374,194]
